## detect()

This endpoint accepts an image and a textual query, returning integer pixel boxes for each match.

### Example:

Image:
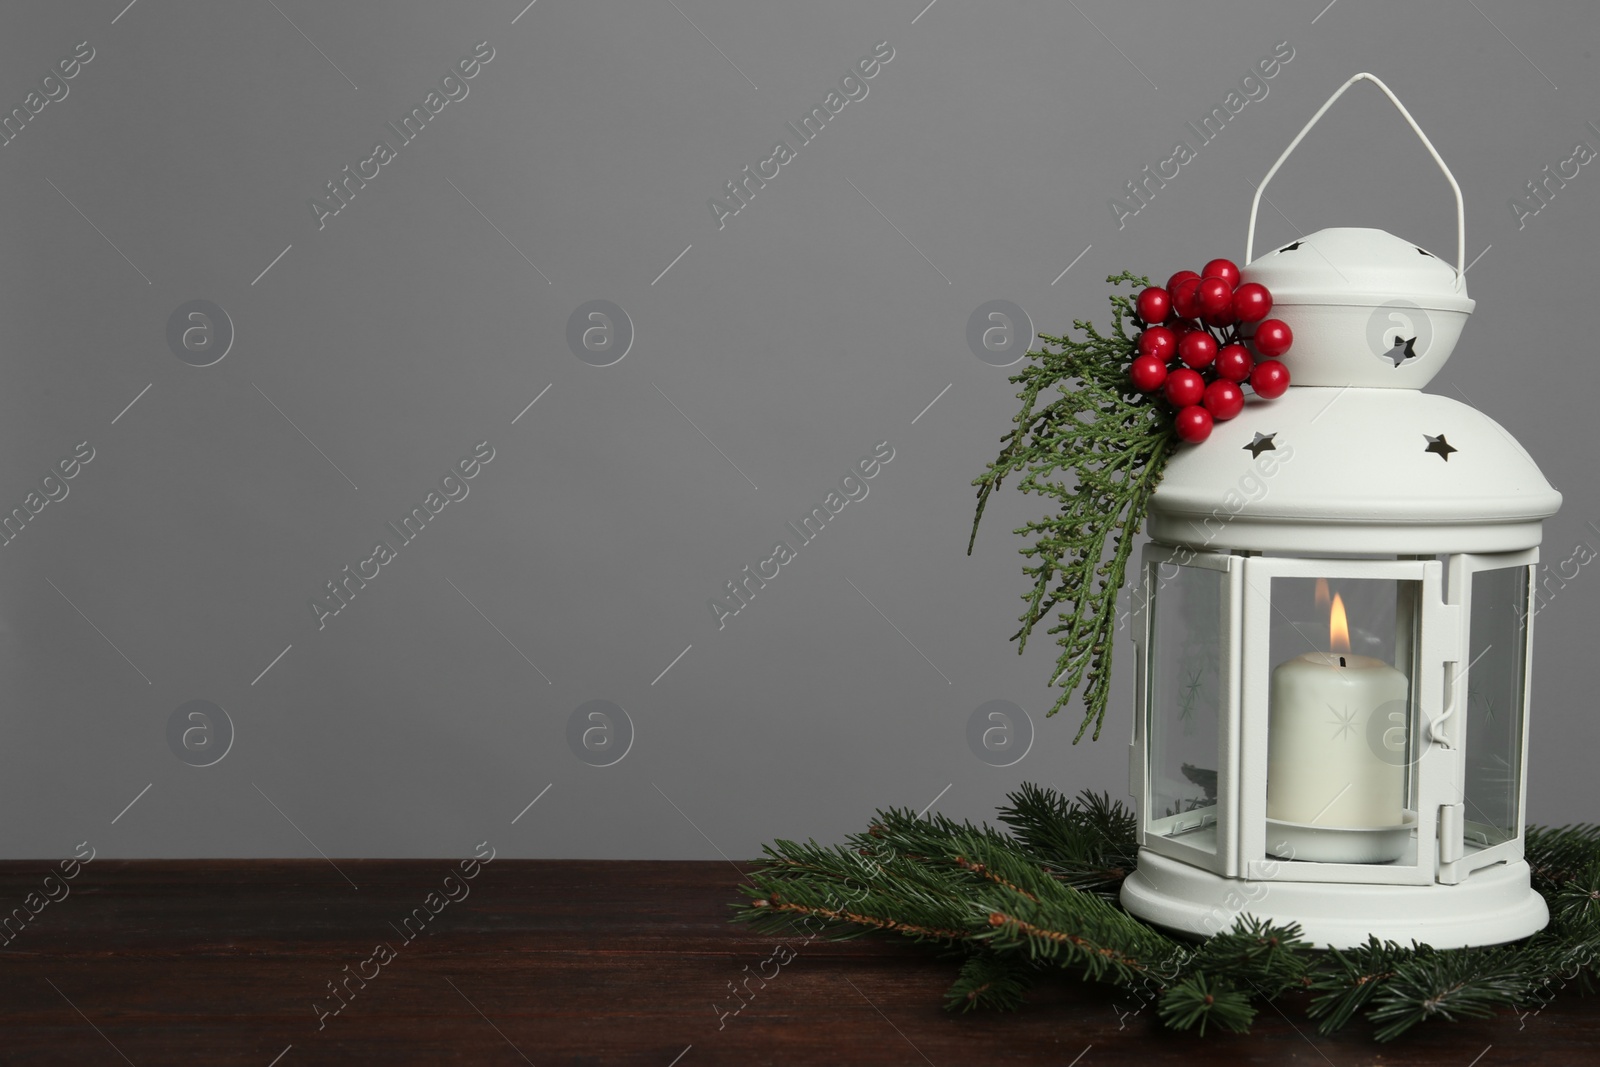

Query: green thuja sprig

[968,273,1176,741]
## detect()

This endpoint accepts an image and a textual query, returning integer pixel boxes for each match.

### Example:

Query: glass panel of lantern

[1264,573,1423,872]
[1144,556,1229,870]
[1461,564,1531,855]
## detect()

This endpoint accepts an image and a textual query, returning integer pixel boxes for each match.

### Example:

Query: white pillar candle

[1266,649,1409,828]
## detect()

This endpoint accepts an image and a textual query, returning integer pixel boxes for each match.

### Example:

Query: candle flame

[1329,593,1351,655]
[1315,577,1331,609]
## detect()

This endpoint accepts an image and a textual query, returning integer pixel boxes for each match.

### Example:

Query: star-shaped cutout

[1327,704,1358,741]
[1277,240,1302,253]
[1425,433,1457,461]
[1243,431,1277,458]
[1385,334,1418,367]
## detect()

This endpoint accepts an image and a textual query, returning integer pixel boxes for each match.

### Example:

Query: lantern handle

[1245,72,1467,292]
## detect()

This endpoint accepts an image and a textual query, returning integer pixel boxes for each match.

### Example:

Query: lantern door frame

[1238,554,1453,886]
[1131,544,1242,877]
[1439,549,1538,885]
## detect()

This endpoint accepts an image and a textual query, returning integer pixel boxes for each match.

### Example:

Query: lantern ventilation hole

[1424,433,1458,461]
[1385,335,1420,367]
[1244,431,1278,458]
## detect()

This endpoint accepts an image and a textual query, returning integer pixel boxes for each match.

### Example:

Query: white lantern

[1120,74,1561,949]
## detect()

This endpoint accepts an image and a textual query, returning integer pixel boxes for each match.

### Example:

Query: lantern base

[1121,848,1548,949]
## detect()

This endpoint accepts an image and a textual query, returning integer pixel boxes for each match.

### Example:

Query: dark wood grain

[0,858,1588,1065]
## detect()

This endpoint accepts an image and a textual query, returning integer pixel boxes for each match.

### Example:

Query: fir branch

[733,800,1186,989]
[1364,945,1527,1042]
[733,836,983,944]
[943,951,1037,1014]
[1184,916,1313,1000]
[1156,972,1256,1035]
[995,785,1138,900]
[968,272,1176,741]
[977,886,1185,987]
[1527,823,1600,892]
[1547,857,1600,931]
[746,891,974,943]
[954,853,1040,901]
[864,805,1188,984]
[732,784,1600,1043]
[1307,936,1413,1034]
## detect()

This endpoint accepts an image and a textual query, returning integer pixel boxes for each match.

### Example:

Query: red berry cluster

[1128,259,1293,444]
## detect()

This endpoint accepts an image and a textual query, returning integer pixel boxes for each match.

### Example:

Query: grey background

[0,0,1593,860]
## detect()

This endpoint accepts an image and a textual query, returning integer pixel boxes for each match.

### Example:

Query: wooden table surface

[0,858,1590,1065]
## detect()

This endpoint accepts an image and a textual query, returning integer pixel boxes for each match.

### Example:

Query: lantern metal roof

[1244,228,1471,310]
[1239,228,1474,390]
[1148,383,1562,555]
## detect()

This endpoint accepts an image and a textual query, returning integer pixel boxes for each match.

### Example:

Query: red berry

[1178,330,1217,369]
[1252,319,1293,357]
[1136,286,1171,324]
[1129,354,1168,393]
[1137,326,1176,360]
[1171,277,1204,320]
[1232,282,1272,323]
[1165,368,1205,408]
[1166,270,1200,295]
[1203,379,1245,421]
[1196,277,1232,318]
[1250,359,1290,399]
[1170,320,1204,354]
[1202,258,1241,289]
[1216,344,1253,382]
[1174,404,1213,443]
